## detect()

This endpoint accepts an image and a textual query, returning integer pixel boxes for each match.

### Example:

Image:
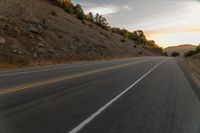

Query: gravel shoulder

[177,57,200,99]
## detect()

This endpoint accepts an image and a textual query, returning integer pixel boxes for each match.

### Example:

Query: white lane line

[68,60,165,133]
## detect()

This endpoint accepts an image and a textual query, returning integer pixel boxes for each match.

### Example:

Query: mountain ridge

[164,44,196,56]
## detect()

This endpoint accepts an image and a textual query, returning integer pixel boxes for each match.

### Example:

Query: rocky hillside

[0,0,161,67]
[164,44,196,56]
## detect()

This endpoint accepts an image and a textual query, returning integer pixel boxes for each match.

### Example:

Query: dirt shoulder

[177,57,200,88]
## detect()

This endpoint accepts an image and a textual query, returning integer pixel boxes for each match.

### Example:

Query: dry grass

[0,0,158,69]
[177,57,200,87]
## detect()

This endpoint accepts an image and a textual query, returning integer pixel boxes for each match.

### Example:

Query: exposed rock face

[0,37,6,45]
[0,37,6,49]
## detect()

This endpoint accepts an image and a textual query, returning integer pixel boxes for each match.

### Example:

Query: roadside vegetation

[0,0,164,68]
[163,52,168,56]
[184,44,200,58]
[52,0,163,53]
[171,52,180,57]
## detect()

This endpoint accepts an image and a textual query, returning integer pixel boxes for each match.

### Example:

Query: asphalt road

[0,57,200,133]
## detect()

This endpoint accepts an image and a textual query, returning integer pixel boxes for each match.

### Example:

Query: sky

[73,0,200,48]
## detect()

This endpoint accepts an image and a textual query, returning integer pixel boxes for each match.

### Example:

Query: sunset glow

[75,0,200,47]
[146,1,200,47]
[148,32,200,48]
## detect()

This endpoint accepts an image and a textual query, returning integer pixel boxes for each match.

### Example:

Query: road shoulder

[176,57,200,100]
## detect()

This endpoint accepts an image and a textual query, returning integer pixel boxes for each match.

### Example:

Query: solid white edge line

[68,60,165,133]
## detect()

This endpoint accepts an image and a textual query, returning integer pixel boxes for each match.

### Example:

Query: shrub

[195,44,200,54]
[184,50,195,58]
[94,13,109,30]
[64,5,74,14]
[74,4,85,20]
[163,52,168,56]
[56,0,163,54]
[171,52,180,57]
[120,38,126,43]
[62,0,75,14]
[86,12,94,22]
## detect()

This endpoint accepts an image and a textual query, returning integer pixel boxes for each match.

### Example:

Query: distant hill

[164,44,196,56]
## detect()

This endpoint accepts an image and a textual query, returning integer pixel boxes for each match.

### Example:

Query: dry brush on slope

[0,0,161,67]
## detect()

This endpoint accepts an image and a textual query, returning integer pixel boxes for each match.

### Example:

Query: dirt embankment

[0,0,160,69]
[177,57,200,88]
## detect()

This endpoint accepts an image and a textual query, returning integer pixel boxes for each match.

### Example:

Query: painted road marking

[0,59,153,95]
[0,58,148,78]
[68,60,165,133]
[0,64,92,78]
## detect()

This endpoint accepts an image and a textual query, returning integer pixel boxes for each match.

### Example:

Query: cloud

[73,0,200,46]
[73,1,132,15]
[84,4,119,15]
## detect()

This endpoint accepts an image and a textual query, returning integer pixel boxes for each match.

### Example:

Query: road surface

[0,57,200,133]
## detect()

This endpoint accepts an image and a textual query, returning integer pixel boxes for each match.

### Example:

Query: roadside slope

[177,57,200,89]
[0,0,159,68]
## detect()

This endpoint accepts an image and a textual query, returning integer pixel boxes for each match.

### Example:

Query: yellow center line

[0,59,152,95]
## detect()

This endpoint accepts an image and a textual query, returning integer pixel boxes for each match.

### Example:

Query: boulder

[37,43,45,48]
[0,37,6,45]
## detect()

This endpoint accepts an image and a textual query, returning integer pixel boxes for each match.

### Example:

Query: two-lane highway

[0,57,200,133]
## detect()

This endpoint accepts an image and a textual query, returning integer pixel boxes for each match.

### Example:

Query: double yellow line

[0,59,151,95]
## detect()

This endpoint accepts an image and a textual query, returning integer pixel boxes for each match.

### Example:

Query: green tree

[111,27,121,34]
[63,0,71,7]
[62,0,74,14]
[94,13,100,24]
[74,4,85,20]
[86,12,94,22]
[121,29,129,38]
[195,44,200,54]
[163,52,168,56]
[184,50,195,58]
[100,17,109,29]
[94,13,109,30]
[171,52,180,57]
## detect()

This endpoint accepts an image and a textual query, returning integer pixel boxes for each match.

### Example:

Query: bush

[195,44,200,54]
[86,12,94,22]
[183,44,200,58]
[64,5,74,14]
[62,0,75,14]
[120,38,126,43]
[56,0,163,53]
[73,4,85,20]
[163,52,168,56]
[171,52,180,57]
[184,50,195,58]
[94,13,109,30]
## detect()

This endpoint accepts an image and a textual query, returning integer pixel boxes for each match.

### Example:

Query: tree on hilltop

[74,4,85,20]
[86,12,94,22]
